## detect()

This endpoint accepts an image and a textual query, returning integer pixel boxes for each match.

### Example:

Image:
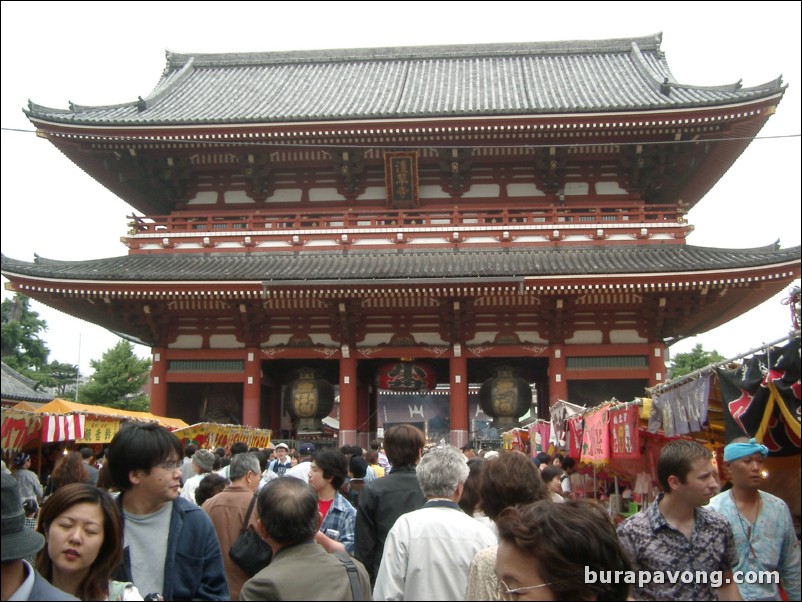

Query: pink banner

[581,407,610,466]
[610,405,640,459]
[530,422,551,455]
[42,414,85,442]
[567,415,584,459]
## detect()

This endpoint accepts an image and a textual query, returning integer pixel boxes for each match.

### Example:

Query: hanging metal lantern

[283,367,335,433]
[376,360,436,391]
[479,365,531,428]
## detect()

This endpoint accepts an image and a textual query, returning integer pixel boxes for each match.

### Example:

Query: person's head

[495,500,631,601]
[417,445,469,499]
[35,483,123,601]
[384,423,425,467]
[461,443,476,459]
[349,455,368,479]
[1,471,45,563]
[254,450,269,472]
[370,439,382,451]
[230,441,249,457]
[257,477,319,547]
[184,443,198,459]
[297,442,316,459]
[290,451,300,466]
[195,474,229,506]
[22,498,38,518]
[192,449,216,475]
[657,439,718,505]
[310,447,348,493]
[535,452,551,470]
[541,465,563,497]
[481,450,547,520]
[551,455,563,468]
[458,457,485,515]
[228,452,261,491]
[275,442,290,460]
[51,451,89,490]
[561,457,576,474]
[365,449,379,466]
[13,451,31,470]
[723,437,768,491]
[106,422,183,495]
[79,447,95,463]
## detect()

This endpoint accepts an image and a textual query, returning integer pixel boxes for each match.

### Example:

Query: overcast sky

[1,1,799,375]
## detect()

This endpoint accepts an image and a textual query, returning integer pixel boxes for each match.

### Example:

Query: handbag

[229,493,272,577]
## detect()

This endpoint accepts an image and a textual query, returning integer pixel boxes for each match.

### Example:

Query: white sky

[1,1,800,375]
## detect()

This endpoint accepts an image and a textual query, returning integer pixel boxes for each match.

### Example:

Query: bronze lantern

[479,365,532,428]
[283,367,335,433]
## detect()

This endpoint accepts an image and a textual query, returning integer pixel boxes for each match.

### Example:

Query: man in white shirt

[373,445,496,600]
[284,442,316,482]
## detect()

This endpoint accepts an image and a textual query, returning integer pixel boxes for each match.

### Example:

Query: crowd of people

[2,425,799,601]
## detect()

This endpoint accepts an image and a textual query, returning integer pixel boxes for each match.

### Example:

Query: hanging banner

[77,418,121,444]
[567,415,584,459]
[716,337,801,455]
[42,414,85,443]
[609,405,640,459]
[580,407,610,466]
[529,422,551,454]
[1,410,41,453]
[651,375,710,436]
[172,423,272,451]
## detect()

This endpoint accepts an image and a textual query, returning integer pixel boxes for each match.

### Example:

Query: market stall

[172,422,272,451]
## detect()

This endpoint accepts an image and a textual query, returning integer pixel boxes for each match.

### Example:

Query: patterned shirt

[617,494,738,601]
[709,490,801,601]
[319,491,357,555]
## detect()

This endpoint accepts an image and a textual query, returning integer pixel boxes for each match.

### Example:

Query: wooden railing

[127,204,682,235]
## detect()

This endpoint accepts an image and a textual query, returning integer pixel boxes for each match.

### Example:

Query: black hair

[349,455,368,479]
[230,441,249,456]
[257,477,319,544]
[312,447,348,491]
[106,422,183,491]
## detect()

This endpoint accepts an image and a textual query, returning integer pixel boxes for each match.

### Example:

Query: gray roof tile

[3,244,799,283]
[25,35,784,126]
[1,362,54,403]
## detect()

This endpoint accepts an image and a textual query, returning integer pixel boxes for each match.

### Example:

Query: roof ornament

[137,96,147,112]
[660,78,671,96]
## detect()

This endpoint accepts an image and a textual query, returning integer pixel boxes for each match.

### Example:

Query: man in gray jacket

[240,477,371,601]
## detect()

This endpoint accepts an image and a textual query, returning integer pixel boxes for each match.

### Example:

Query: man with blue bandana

[709,437,800,601]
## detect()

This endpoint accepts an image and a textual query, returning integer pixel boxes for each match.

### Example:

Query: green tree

[46,360,80,397]
[1,294,51,383]
[79,341,151,411]
[669,343,725,379]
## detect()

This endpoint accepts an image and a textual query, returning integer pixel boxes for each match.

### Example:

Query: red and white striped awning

[42,414,85,443]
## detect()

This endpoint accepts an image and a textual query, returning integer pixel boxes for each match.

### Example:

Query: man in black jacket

[354,424,426,584]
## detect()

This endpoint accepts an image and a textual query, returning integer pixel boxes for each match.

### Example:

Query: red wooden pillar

[150,348,168,417]
[243,348,261,427]
[550,345,567,407]
[648,342,667,388]
[339,355,357,446]
[449,352,468,448]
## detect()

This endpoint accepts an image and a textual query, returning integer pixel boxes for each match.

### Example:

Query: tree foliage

[1,294,51,384]
[79,341,151,411]
[669,343,725,379]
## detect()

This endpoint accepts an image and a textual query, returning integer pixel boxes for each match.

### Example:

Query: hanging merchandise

[580,407,610,466]
[650,375,710,436]
[530,421,551,455]
[567,414,584,459]
[610,404,640,459]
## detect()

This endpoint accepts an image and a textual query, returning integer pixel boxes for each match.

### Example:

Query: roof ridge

[164,35,664,70]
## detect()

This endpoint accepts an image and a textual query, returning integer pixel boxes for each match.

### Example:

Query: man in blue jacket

[107,423,229,600]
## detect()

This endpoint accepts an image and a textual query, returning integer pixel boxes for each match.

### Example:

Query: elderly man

[202,452,263,601]
[373,445,496,600]
[240,477,371,601]
[709,438,800,601]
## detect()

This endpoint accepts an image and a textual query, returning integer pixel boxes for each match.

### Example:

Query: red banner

[567,415,584,459]
[581,407,610,466]
[1,410,41,452]
[610,405,640,459]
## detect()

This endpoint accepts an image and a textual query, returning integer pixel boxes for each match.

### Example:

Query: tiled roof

[1,362,54,403]
[3,244,799,283]
[25,35,784,126]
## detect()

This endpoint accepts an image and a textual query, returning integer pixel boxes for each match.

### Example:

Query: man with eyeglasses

[106,422,229,601]
[202,453,263,600]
